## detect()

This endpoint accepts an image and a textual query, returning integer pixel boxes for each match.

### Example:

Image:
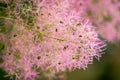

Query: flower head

[0,0,106,80]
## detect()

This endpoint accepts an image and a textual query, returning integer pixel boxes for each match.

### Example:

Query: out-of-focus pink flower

[85,0,120,42]
[99,26,117,42]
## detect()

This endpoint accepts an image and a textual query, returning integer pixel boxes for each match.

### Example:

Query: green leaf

[0,42,4,51]
[0,26,6,33]
[0,58,3,64]
[0,2,7,8]
[36,30,43,41]
[0,2,8,17]
[0,17,5,26]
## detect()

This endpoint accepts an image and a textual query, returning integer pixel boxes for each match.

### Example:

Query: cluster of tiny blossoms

[36,0,105,71]
[0,0,106,80]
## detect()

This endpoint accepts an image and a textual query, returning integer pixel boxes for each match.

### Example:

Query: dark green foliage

[0,68,10,80]
[0,42,4,51]
[0,58,3,64]
[0,2,8,17]
[0,19,14,33]
[0,26,6,33]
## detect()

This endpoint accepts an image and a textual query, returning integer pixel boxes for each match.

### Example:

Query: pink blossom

[0,0,106,80]
[35,0,106,72]
[85,0,120,42]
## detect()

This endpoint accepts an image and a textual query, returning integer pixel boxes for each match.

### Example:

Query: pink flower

[85,0,120,42]
[35,0,106,72]
[0,0,106,80]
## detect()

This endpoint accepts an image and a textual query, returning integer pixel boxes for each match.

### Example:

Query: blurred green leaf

[0,58,3,64]
[0,42,4,51]
[0,68,10,80]
[38,33,43,42]
[0,2,8,17]
[0,26,6,33]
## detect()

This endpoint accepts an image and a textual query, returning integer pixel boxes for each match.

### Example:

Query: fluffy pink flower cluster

[0,0,106,80]
[36,0,105,71]
[85,0,120,42]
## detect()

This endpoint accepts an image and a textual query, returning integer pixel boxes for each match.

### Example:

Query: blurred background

[0,43,120,80]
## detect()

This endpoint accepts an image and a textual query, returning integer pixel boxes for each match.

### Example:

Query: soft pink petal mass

[0,0,119,80]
